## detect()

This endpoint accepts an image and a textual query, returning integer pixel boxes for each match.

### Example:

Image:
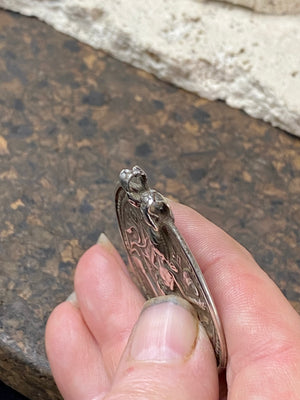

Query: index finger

[172,202,300,399]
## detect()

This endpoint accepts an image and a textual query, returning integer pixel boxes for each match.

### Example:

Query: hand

[45,202,300,400]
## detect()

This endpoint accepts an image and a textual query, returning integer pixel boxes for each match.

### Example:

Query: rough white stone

[1,0,300,136]
[219,0,300,14]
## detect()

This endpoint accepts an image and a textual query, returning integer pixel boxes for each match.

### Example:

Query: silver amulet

[115,165,227,370]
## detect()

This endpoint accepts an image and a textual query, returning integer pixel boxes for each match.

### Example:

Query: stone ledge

[220,0,300,14]
[1,0,300,136]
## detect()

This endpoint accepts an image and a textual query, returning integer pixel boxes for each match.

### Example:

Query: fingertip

[45,300,109,400]
[75,238,127,288]
[45,301,81,362]
[76,243,109,274]
[171,201,253,262]
[111,296,218,400]
[45,301,70,343]
[129,296,199,362]
[74,243,116,293]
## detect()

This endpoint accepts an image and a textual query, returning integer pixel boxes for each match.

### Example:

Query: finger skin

[172,202,300,399]
[108,297,219,400]
[74,242,144,377]
[45,301,109,400]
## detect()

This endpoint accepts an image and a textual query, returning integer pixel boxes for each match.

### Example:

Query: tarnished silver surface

[115,166,227,370]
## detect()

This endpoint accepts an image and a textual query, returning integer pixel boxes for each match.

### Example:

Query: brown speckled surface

[0,8,299,400]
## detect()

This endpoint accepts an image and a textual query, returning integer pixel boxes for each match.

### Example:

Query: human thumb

[107,295,219,400]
